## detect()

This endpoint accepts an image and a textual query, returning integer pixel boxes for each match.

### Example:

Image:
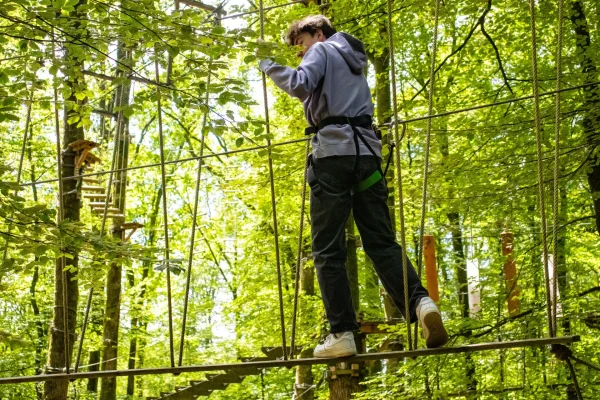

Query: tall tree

[44,1,87,398]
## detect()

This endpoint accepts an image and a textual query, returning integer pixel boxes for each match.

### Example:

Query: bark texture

[44,3,86,396]
[570,1,600,235]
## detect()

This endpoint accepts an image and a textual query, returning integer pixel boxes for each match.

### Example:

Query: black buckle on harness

[305,115,374,136]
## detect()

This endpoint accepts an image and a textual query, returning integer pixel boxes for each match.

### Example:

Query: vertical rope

[289,140,310,359]
[179,66,212,367]
[155,54,175,367]
[386,0,412,349]
[259,0,287,359]
[415,0,442,349]
[528,0,555,338]
[565,358,584,400]
[52,32,70,374]
[2,89,34,261]
[551,0,564,337]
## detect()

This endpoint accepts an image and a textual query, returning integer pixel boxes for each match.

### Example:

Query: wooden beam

[423,235,440,303]
[501,231,521,315]
[0,336,580,384]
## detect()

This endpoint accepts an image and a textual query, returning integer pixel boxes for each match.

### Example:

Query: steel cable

[415,0,442,349]
[551,0,564,338]
[259,0,288,360]
[386,0,412,349]
[289,140,310,359]
[528,0,555,338]
[155,53,176,367]
[17,80,600,189]
[179,62,212,367]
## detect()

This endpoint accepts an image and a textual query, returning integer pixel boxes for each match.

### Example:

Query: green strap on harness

[357,169,383,192]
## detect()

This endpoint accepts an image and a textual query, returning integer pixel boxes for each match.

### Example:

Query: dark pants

[308,155,429,333]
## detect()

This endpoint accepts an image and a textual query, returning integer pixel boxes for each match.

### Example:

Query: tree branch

[410,0,493,101]
[479,0,514,94]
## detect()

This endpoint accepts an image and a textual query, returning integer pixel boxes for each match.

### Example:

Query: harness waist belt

[305,115,373,136]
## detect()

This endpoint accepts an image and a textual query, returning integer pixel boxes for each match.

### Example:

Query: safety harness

[305,115,393,193]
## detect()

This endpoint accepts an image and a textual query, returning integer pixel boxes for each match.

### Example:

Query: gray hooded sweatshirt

[259,32,381,159]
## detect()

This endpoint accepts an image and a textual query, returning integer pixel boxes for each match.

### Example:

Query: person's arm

[258,43,326,101]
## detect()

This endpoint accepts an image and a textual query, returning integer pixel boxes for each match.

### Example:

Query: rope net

[0,0,590,393]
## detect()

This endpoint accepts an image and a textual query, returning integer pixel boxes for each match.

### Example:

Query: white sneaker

[314,332,357,358]
[416,297,449,348]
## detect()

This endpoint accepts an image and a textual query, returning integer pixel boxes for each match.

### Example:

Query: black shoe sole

[424,312,449,348]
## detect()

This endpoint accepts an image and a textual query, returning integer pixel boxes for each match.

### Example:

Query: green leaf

[167,46,180,58]
[212,26,226,35]
[122,106,135,118]
[4,114,19,122]
[235,137,244,147]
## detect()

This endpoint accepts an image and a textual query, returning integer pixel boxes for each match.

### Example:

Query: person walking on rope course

[257,15,448,357]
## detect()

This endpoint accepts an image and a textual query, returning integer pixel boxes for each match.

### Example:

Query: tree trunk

[329,365,361,400]
[570,1,600,235]
[328,214,361,399]
[86,350,101,392]
[28,142,44,400]
[127,190,160,396]
[44,4,86,396]
[99,43,132,400]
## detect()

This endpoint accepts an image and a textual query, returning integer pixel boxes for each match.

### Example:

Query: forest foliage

[0,0,599,399]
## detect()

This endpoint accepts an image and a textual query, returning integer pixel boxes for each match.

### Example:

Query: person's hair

[286,15,337,45]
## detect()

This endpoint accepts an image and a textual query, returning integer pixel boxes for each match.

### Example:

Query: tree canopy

[0,0,599,399]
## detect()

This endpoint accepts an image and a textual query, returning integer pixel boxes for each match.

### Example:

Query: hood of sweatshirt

[325,32,367,74]
[259,31,380,159]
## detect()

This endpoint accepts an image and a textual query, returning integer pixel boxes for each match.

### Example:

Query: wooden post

[501,231,521,315]
[423,235,440,303]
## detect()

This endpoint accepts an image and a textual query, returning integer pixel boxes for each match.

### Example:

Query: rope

[386,0,412,349]
[259,0,287,360]
[565,358,583,400]
[18,80,600,189]
[551,0,564,338]
[74,66,129,372]
[528,0,555,338]
[415,0,442,349]
[2,89,34,261]
[179,62,212,367]
[52,32,70,374]
[155,53,175,368]
[289,140,310,359]
[570,355,600,372]
[74,286,93,372]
